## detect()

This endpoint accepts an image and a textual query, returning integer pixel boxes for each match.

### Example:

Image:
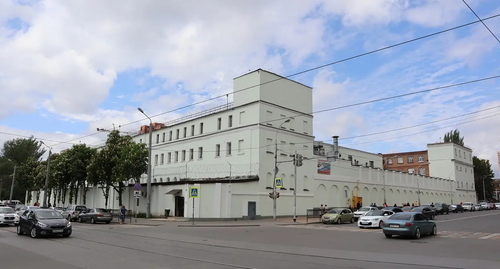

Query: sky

[0,0,499,176]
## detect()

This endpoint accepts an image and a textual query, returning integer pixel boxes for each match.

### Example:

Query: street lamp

[273,118,290,220]
[415,162,429,206]
[138,107,153,218]
[40,141,52,208]
[481,174,493,201]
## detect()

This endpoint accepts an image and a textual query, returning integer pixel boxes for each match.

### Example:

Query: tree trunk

[101,185,110,209]
[74,186,79,205]
[62,187,67,204]
[82,182,88,205]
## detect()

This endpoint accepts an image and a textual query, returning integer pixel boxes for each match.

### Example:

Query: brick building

[382,150,429,176]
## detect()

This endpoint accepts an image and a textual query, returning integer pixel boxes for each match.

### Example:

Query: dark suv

[434,203,449,215]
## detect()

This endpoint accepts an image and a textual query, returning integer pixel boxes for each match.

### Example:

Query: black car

[382,207,403,213]
[410,206,435,220]
[17,208,72,238]
[433,203,449,214]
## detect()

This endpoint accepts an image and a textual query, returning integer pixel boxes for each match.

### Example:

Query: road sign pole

[192,197,195,226]
[135,197,138,223]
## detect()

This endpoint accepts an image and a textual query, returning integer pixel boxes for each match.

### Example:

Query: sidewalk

[121,216,320,227]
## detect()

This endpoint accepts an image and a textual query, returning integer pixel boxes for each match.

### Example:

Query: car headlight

[37,222,48,228]
[373,218,379,221]
[66,222,72,228]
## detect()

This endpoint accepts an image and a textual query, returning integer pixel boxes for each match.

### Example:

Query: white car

[0,206,20,226]
[353,206,378,220]
[462,202,474,211]
[358,210,394,228]
[495,203,500,209]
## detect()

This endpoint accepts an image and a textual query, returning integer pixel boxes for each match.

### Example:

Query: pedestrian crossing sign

[189,187,199,198]
[275,178,283,188]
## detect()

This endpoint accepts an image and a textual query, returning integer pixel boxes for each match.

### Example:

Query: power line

[462,0,500,44]
[118,13,500,128]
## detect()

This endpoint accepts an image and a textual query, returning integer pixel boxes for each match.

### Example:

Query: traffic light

[276,192,280,199]
[269,192,274,199]
[296,154,303,167]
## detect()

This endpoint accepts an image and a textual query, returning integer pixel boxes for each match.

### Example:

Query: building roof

[233,68,312,89]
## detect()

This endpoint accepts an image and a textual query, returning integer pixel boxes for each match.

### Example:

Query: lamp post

[9,166,16,201]
[273,118,290,220]
[40,141,52,208]
[481,174,493,201]
[138,107,153,218]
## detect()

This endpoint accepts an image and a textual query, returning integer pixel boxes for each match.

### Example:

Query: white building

[30,69,477,218]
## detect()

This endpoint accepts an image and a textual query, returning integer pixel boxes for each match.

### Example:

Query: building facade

[29,69,477,218]
[382,151,429,176]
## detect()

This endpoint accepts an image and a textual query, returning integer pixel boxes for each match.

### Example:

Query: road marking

[478,233,500,239]
[434,211,500,223]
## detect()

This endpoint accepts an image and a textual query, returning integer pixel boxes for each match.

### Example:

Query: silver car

[0,206,20,226]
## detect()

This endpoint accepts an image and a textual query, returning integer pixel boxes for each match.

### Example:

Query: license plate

[361,222,368,224]
[389,224,399,228]
[53,229,63,233]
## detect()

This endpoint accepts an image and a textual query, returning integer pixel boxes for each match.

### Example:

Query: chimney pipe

[333,136,339,160]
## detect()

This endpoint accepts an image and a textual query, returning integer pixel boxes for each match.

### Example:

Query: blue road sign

[134,183,142,190]
[189,187,199,198]
[275,178,283,188]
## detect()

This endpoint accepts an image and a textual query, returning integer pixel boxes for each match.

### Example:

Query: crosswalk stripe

[478,233,500,239]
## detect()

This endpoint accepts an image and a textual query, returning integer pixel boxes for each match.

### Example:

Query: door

[175,196,184,217]
[248,202,256,220]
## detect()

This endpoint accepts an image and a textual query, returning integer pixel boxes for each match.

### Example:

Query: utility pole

[9,166,16,201]
[138,108,153,218]
[272,119,290,220]
[382,169,386,206]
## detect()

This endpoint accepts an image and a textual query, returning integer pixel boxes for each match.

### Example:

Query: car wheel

[430,225,437,236]
[90,217,96,224]
[63,233,71,238]
[30,227,38,238]
[414,228,421,239]
[446,211,449,215]
[336,218,341,225]
[106,221,110,224]
[350,217,354,223]
[384,234,392,238]
[17,225,23,235]
[379,221,384,228]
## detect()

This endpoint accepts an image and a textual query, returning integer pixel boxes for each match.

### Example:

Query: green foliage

[443,129,464,146]
[473,157,495,201]
[1,137,46,166]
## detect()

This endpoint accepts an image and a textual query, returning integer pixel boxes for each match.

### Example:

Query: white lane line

[434,211,500,223]
[478,233,500,239]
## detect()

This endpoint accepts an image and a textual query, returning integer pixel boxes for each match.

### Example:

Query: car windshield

[389,214,412,220]
[358,207,371,212]
[75,206,86,211]
[410,207,423,212]
[327,209,341,214]
[0,207,15,213]
[434,203,442,206]
[35,211,63,219]
[365,210,384,216]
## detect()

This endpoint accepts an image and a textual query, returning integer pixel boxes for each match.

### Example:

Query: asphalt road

[1,209,499,269]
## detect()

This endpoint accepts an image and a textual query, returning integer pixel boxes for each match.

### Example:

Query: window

[181,150,186,161]
[174,151,179,162]
[418,168,425,175]
[139,139,142,143]
[407,156,413,163]
[215,144,220,157]
[169,131,172,141]
[176,129,179,139]
[162,133,165,142]
[154,154,158,165]
[387,158,393,164]
[418,156,424,162]
[217,118,222,130]
[168,153,171,163]
[198,147,203,159]
[156,134,159,144]
[239,111,245,124]
[200,122,204,134]
[226,142,232,156]
[160,154,164,164]
[238,139,244,153]
[228,115,233,127]
[459,150,461,157]
[189,149,194,160]
[267,138,273,153]
[183,127,187,138]
[397,157,403,164]
[408,168,415,174]
[191,125,195,136]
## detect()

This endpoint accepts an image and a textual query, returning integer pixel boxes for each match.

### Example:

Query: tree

[473,156,495,201]
[50,153,73,205]
[63,144,97,205]
[15,157,45,203]
[2,137,46,165]
[443,129,464,146]
[0,156,15,200]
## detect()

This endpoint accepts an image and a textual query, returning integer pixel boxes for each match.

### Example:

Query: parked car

[449,204,464,213]
[433,203,449,215]
[381,207,403,213]
[17,208,72,238]
[358,210,395,228]
[410,206,436,220]
[494,203,500,209]
[15,206,39,216]
[62,205,87,221]
[78,208,113,224]
[0,206,20,226]
[382,212,437,239]
[474,204,483,211]
[353,206,378,220]
[321,208,354,224]
[479,202,489,210]
[461,202,475,211]
[402,206,414,212]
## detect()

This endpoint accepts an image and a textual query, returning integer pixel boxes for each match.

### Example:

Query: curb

[177,224,261,228]
[276,222,321,226]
